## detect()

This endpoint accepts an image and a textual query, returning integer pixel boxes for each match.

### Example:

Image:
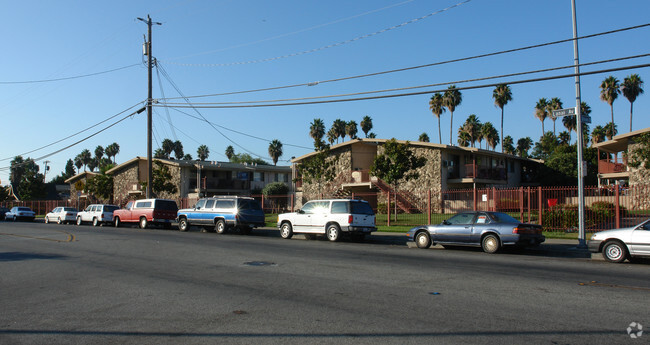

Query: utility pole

[138,15,161,199]
[571,0,587,248]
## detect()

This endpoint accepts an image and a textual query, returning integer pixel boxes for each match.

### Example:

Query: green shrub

[542,204,578,230]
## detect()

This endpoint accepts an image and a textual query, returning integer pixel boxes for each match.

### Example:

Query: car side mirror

[297,209,304,214]
[442,220,450,225]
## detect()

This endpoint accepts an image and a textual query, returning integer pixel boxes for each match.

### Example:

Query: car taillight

[514,227,539,234]
[348,215,354,224]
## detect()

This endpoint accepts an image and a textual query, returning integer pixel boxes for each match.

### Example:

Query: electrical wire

[159,22,650,100]
[0,64,141,84]
[164,0,472,67]
[154,60,178,140]
[155,63,650,109]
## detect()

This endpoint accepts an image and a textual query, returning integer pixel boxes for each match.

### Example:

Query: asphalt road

[1,221,649,344]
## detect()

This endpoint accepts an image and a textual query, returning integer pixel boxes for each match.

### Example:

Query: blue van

[176,196,265,234]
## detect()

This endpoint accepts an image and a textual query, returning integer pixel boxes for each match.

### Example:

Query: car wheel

[114,217,120,228]
[139,217,148,229]
[326,224,341,242]
[603,240,628,263]
[57,217,62,225]
[92,218,99,227]
[280,222,293,239]
[76,217,82,226]
[481,234,500,254]
[44,216,49,224]
[415,231,432,249]
[215,219,226,234]
[178,218,189,232]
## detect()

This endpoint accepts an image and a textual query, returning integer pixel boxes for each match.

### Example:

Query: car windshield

[490,212,520,223]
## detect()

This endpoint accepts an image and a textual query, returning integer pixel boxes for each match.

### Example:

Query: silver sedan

[588,219,650,263]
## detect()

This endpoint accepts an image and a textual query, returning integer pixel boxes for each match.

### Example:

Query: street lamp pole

[571,0,587,248]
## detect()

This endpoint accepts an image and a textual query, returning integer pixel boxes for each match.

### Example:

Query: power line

[155,63,650,109]
[158,22,650,101]
[164,0,472,67]
[0,63,141,84]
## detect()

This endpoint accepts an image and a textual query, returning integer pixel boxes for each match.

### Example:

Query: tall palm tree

[346,121,358,139]
[418,133,430,142]
[457,130,471,147]
[443,85,462,146]
[74,155,83,173]
[481,122,499,150]
[105,142,120,163]
[79,149,92,172]
[534,98,549,136]
[360,116,373,138]
[197,145,210,161]
[546,97,563,135]
[94,146,104,161]
[604,122,618,140]
[268,139,283,165]
[332,119,347,143]
[600,75,620,127]
[225,145,235,160]
[309,118,325,145]
[428,93,446,144]
[558,131,570,146]
[173,140,184,160]
[161,139,175,159]
[621,74,644,131]
[326,128,337,145]
[591,125,606,145]
[502,136,515,155]
[462,114,481,147]
[516,137,533,158]
[562,115,576,143]
[492,84,512,152]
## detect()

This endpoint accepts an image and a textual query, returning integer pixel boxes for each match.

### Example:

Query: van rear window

[351,202,374,215]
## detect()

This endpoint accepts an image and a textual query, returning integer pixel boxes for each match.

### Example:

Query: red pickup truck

[113,199,178,229]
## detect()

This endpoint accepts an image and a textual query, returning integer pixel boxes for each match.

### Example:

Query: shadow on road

[0,252,68,262]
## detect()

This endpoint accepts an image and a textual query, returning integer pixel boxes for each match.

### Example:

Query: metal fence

[4,185,649,233]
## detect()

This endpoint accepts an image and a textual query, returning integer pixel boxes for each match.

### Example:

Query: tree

[10,156,45,200]
[332,119,347,143]
[461,114,481,148]
[604,122,618,140]
[591,125,606,145]
[562,114,576,144]
[225,145,235,160]
[79,149,92,172]
[74,155,83,173]
[428,92,446,144]
[492,84,512,152]
[346,121,358,139]
[418,133,430,142]
[502,136,515,155]
[154,148,166,159]
[182,154,193,160]
[197,145,210,161]
[87,158,98,172]
[268,139,283,165]
[516,137,533,158]
[229,153,269,165]
[150,161,177,196]
[309,118,325,144]
[532,132,559,160]
[442,85,462,146]
[105,142,120,164]
[627,133,650,169]
[326,128,337,145]
[63,159,76,179]
[297,145,335,194]
[360,116,373,138]
[367,132,377,139]
[172,140,184,160]
[621,74,644,131]
[457,130,471,147]
[600,75,620,127]
[546,97,563,135]
[558,131,571,146]
[85,164,115,201]
[534,98,549,137]
[481,122,500,150]
[94,145,104,162]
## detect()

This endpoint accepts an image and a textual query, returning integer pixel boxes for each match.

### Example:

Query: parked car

[407,211,545,253]
[45,207,78,224]
[113,199,178,229]
[277,199,377,242]
[176,196,265,234]
[5,207,36,222]
[76,204,119,226]
[0,206,9,221]
[588,218,650,263]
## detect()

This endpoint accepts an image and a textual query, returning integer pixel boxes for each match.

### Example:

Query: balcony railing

[598,160,627,174]
[459,164,506,181]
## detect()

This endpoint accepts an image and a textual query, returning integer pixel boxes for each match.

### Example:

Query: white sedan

[588,219,650,263]
[45,207,78,224]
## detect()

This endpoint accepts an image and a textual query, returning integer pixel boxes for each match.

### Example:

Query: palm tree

[326,128,337,145]
[360,116,373,138]
[457,130,471,147]
[462,114,481,148]
[492,84,512,152]
[183,154,193,160]
[154,148,166,159]
[546,98,563,135]
[418,133,430,142]
[562,115,576,144]
[161,139,174,159]
[367,132,377,139]
[600,75,620,127]
[604,122,618,140]
[105,142,120,163]
[225,145,235,160]
[173,140,184,160]
[309,118,325,144]
[502,136,515,155]
[516,137,533,158]
[197,145,210,161]
[621,74,644,131]
[481,122,499,150]
[268,139,283,165]
[429,93,446,144]
[346,121,358,139]
[558,131,570,146]
[534,98,549,136]
[94,145,104,161]
[442,85,462,145]
[74,155,83,173]
[79,149,92,172]
[88,158,98,172]
[591,125,606,145]
[332,119,346,143]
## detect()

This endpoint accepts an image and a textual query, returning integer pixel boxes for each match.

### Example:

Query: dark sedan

[407,211,545,253]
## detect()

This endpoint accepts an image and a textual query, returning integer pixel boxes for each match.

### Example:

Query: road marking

[0,231,75,243]
[579,281,650,291]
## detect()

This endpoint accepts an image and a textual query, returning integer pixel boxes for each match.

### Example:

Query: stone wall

[298,149,350,206]
[627,142,650,209]
[113,165,140,204]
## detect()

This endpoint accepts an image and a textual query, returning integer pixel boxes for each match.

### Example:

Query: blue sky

[1,0,649,185]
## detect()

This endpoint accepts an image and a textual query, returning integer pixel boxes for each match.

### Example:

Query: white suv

[76,204,119,226]
[277,199,377,241]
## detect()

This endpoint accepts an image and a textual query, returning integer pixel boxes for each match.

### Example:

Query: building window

[254,172,264,182]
